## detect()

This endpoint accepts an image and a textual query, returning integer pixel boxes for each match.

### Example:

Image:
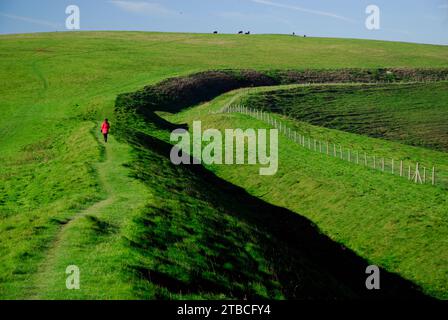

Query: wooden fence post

[414,163,423,184]
[432,166,435,185]
[400,160,403,177]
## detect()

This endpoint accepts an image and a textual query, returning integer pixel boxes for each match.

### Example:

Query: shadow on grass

[113,70,445,299]
[123,131,431,300]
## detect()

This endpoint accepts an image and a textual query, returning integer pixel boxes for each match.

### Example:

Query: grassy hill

[1,31,447,299]
[240,82,448,152]
[164,82,448,298]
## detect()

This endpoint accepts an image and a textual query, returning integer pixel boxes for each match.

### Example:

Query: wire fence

[218,104,443,187]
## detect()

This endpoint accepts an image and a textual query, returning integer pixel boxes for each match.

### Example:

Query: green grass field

[1,31,448,299]
[240,82,448,152]
[164,83,448,298]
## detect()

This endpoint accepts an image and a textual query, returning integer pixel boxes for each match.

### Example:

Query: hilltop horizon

[1,0,447,45]
[1,29,447,47]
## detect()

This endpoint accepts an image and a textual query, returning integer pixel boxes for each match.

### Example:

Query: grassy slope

[165,85,448,298]
[1,31,448,299]
[115,104,429,300]
[240,82,448,152]
[236,82,448,187]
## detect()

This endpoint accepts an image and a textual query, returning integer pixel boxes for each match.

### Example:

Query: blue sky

[0,0,447,45]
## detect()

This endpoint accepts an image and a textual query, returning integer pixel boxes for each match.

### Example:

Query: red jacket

[101,122,110,134]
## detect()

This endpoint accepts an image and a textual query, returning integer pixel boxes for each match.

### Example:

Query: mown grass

[165,84,448,299]
[1,31,448,299]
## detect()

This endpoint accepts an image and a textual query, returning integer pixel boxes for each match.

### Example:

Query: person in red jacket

[101,119,110,143]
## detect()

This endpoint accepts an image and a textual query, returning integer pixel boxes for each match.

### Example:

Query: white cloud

[250,0,356,23]
[0,12,61,29]
[108,1,177,16]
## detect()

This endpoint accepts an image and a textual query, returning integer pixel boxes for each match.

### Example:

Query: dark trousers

[103,133,108,143]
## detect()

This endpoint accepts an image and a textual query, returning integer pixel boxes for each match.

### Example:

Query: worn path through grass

[27,129,150,299]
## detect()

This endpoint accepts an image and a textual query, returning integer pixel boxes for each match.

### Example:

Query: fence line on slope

[218,104,440,187]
